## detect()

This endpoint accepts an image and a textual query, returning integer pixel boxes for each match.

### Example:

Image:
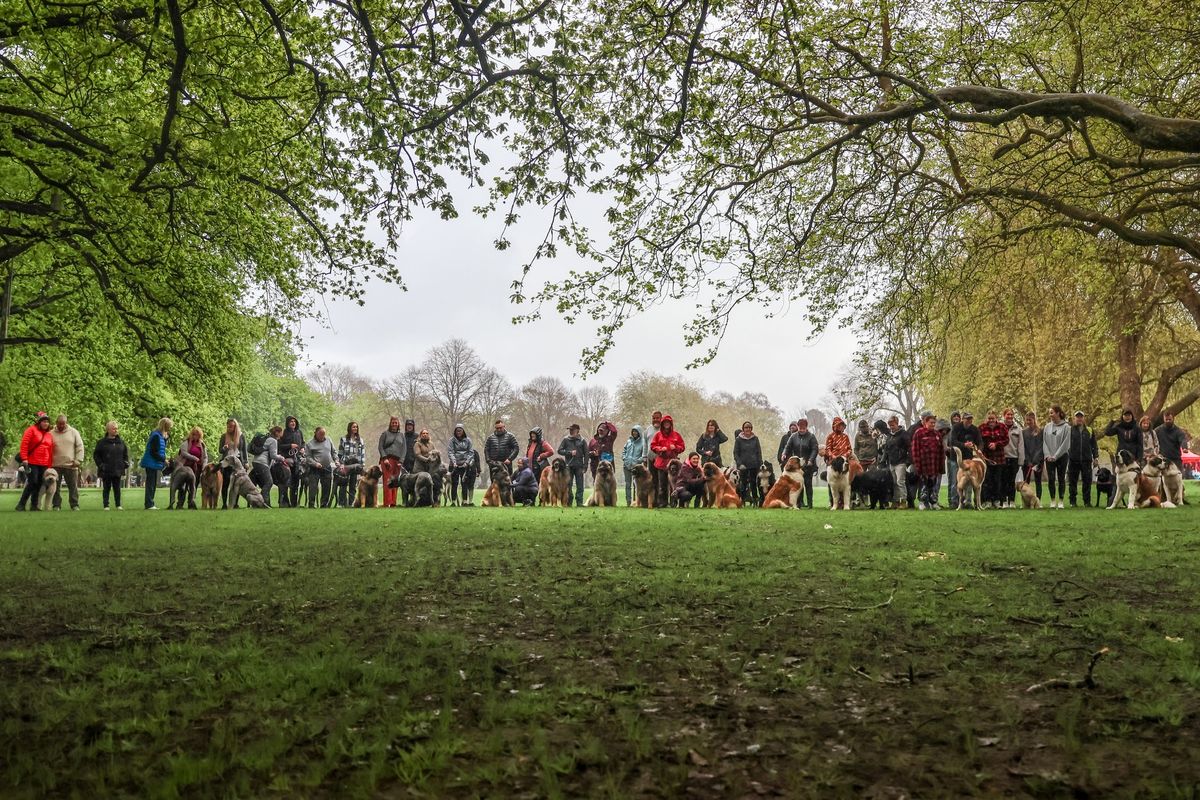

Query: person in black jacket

[879,416,912,508]
[777,422,798,466]
[1067,411,1099,506]
[558,424,588,506]
[402,419,418,473]
[279,415,305,507]
[784,419,819,508]
[696,419,729,467]
[483,419,521,468]
[732,421,764,505]
[93,421,130,510]
[1103,409,1142,463]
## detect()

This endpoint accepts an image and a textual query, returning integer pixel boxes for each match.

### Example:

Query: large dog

[1108,450,1162,509]
[483,461,514,507]
[540,456,570,507]
[355,465,384,508]
[219,454,268,509]
[952,447,987,510]
[270,460,292,507]
[200,463,223,509]
[587,460,619,506]
[168,464,197,510]
[763,457,805,508]
[702,462,742,508]
[827,456,857,510]
[1144,457,1184,507]
[630,463,656,508]
[850,467,894,510]
[38,468,59,511]
[666,458,683,507]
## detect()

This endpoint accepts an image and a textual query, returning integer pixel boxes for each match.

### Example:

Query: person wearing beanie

[15,412,54,512]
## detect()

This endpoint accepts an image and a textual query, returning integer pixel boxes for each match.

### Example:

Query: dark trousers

[17,465,46,510]
[220,467,233,508]
[51,466,80,509]
[982,462,1004,503]
[568,466,585,506]
[144,468,161,508]
[286,461,302,507]
[917,475,939,505]
[1067,460,1092,506]
[101,475,122,508]
[739,468,761,506]
[335,468,359,507]
[1003,458,1019,503]
[251,463,274,507]
[651,465,670,508]
[307,468,333,508]
[513,485,538,505]
[672,487,702,507]
[450,466,475,503]
[1022,462,1043,498]
[799,466,815,508]
[1046,459,1067,500]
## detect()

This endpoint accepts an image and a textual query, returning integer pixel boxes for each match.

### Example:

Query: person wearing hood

[733,421,764,504]
[777,421,798,467]
[696,419,729,467]
[649,414,686,508]
[1104,409,1142,463]
[378,416,407,508]
[511,457,539,506]
[448,423,477,506]
[280,415,304,507]
[824,417,852,461]
[588,421,619,479]
[558,424,588,506]
[526,427,555,476]
[621,426,648,506]
[412,428,436,474]
[1041,405,1071,509]
[783,419,819,507]
[402,419,418,473]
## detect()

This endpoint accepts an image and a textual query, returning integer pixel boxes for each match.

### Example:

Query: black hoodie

[280,416,304,462]
[1104,416,1142,462]
[403,420,418,472]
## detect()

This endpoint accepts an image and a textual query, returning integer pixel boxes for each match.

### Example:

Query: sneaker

[103,506,111,511]
[116,506,124,511]
[146,505,158,511]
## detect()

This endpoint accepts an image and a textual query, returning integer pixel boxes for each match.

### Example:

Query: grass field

[2,488,1199,798]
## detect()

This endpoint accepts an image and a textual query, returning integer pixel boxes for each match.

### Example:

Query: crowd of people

[10,405,1193,510]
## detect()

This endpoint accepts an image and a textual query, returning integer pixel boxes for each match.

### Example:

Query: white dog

[1141,458,1180,509]
[39,468,60,511]
[827,456,853,511]
[1107,451,1141,510]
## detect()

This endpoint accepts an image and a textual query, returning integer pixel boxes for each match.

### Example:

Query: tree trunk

[1114,330,1144,418]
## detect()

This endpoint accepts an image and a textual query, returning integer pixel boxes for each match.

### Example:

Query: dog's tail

[952,446,965,466]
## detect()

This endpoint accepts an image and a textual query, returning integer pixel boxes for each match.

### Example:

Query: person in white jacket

[1041,405,1071,509]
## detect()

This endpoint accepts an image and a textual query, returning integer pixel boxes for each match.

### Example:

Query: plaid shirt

[978,421,1008,465]
[910,426,945,476]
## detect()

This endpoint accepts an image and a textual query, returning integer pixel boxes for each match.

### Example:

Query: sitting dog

[219,454,268,508]
[702,462,742,508]
[952,447,987,510]
[1108,450,1143,510]
[827,456,854,510]
[355,465,384,508]
[763,457,805,508]
[542,456,570,507]
[483,461,514,507]
[168,464,197,510]
[850,467,894,510]
[587,460,619,506]
[1015,480,1042,509]
[757,463,776,506]
[412,471,434,507]
[1093,467,1115,508]
[1145,456,1184,507]
[39,468,59,511]
[631,463,656,508]
[200,463,223,509]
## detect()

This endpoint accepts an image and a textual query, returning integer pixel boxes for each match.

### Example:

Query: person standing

[447,423,476,506]
[1156,411,1188,474]
[1104,409,1142,463]
[252,425,283,507]
[733,421,764,505]
[217,418,247,509]
[558,424,589,506]
[976,411,1008,509]
[784,419,820,508]
[853,419,878,469]
[93,421,130,510]
[944,412,963,508]
[412,429,436,474]
[279,416,305,507]
[378,417,407,508]
[588,421,619,479]
[305,426,338,508]
[336,421,365,507]
[649,414,686,508]
[777,421,798,467]
[50,414,85,510]
[484,419,521,469]
[1042,406,1070,509]
[139,417,173,510]
[15,412,54,512]
[1067,411,1098,507]
[177,427,207,509]
[1022,411,1044,501]
[402,419,418,473]
[696,419,728,467]
[621,426,648,506]
[1139,415,1160,464]
[879,416,911,509]
[910,412,945,510]
[1001,409,1025,508]
[525,427,555,477]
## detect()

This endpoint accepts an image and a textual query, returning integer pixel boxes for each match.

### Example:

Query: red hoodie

[650,415,685,470]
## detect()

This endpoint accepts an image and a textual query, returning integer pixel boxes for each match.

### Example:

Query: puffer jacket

[1067,424,1097,463]
[19,424,54,467]
[733,433,763,470]
[139,429,168,470]
[622,426,648,469]
[448,425,475,468]
[93,434,130,478]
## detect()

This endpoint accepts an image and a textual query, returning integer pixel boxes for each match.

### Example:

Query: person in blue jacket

[621,426,648,506]
[139,417,173,510]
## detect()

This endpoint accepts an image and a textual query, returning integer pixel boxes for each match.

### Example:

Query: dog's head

[202,462,221,477]
[363,465,382,480]
[630,463,649,480]
[427,450,442,469]
[829,456,848,475]
[667,458,682,480]
[782,456,802,474]
[1115,449,1137,468]
[42,468,59,485]
[550,456,567,474]
[758,463,775,479]
[702,462,721,480]
[218,453,243,471]
[596,460,614,479]
[1095,467,1113,484]
[725,466,739,485]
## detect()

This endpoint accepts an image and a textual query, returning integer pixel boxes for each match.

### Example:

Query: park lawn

[1,490,1198,798]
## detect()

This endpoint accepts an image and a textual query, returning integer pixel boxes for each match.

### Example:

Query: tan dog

[587,460,619,506]
[39,468,59,511]
[952,447,987,510]
[355,465,384,508]
[200,463,223,509]
[763,457,805,509]
[542,456,571,507]
[1015,481,1041,509]
[1140,458,1177,508]
[702,462,743,508]
[631,463,656,508]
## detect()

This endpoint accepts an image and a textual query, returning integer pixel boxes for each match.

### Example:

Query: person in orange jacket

[16,411,55,512]
[650,414,686,508]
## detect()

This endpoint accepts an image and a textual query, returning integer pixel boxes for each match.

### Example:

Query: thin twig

[1008,615,1083,630]
[1051,579,1096,603]
[760,584,898,626]
[1026,647,1110,692]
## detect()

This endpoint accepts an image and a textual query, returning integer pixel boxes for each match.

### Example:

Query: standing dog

[39,468,59,511]
[630,463,656,508]
[952,447,987,510]
[763,457,805,508]
[1107,450,1142,509]
[587,460,619,506]
[850,468,894,510]
[200,463,223,509]
[168,465,197,510]
[219,454,268,509]
[1093,467,1115,508]
[827,456,854,510]
[355,465,384,508]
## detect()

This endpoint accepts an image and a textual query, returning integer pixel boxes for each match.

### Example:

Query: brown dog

[542,456,571,507]
[1015,481,1042,509]
[763,457,805,508]
[702,462,742,508]
[355,465,384,508]
[587,460,619,506]
[952,447,987,510]
[631,463,656,508]
[200,462,223,510]
[1143,457,1181,508]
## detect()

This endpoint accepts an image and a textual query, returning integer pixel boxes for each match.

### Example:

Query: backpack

[249,433,268,456]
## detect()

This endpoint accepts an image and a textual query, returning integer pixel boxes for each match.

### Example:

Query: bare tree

[513,376,579,439]
[305,364,376,406]
[576,385,613,433]
[421,339,499,435]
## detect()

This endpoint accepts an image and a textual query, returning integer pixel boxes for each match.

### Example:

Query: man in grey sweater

[252,426,283,507]
[305,427,338,508]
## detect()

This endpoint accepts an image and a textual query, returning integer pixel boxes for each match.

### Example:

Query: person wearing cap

[1042,405,1071,508]
[1000,408,1026,509]
[777,421,798,467]
[588,421,620,479]
[945,411,963,508]
[50,414,85,510]
[950,411,982,463]
[1066,410,1098,507]
[558,424,589,506]
[15,412,55,512]
[784,419,819,507]
[378,416,407,508]
[649,414,686,507]
[910,411,944,509]
[138,417,173,510]
[879,415,911,508]
[1022,411,1044,502]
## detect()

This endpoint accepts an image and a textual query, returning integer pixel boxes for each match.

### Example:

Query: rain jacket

[649,416,685,470]
[622,426,648,469]
[448,424,475,468]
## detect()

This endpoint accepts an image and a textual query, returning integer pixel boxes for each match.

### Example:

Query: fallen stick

[759,584,898,626]
[1026,647,1109,693]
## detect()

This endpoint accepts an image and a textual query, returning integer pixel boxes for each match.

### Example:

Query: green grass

[2,487,1200,798]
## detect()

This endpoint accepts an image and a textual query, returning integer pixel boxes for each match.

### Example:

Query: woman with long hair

[218,418,246,509]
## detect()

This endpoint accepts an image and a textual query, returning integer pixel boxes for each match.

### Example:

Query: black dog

[1094,467,1115,508]
[851,467,895,509]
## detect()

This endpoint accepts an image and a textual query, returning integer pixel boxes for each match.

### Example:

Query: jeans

[51,466,80,509]
[568,466,585,506]
[144,468,160,508]
[335,467,360,507]
[890,464,908,504]
[946,458,959,507]
[1002,458,1019,503]
[623,466,636,505]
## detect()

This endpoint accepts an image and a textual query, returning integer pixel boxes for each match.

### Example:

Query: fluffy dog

[850,467,894,510]
[702,462,743,508]
[483,461,514,507]
[541,456,570,507]
[763,457,805,508]
[1093,467,1114,508]
[38,468,59,511]
[168,465,197,510]
[757,463,776,506]
[952,447,987,510]
[412,471,434,507]
[666,458,683,507]
[1145,457,1184,507]
[1015,480,1042,509]
[355,465,384,508]
[827,456,853,510]
[218,454,267,508]
[1108,450,1142,510]
[587,460,619,506]
[200,463,223,509]
[631,463,656,508]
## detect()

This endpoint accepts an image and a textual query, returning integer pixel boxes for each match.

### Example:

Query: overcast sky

[300,192,861,419]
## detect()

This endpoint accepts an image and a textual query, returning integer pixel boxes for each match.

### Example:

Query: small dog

[39,468,59,511]
[827,456,853,510]
[702,462,742,508]
[1145,457,1184,507]
[952,447,987,510]
[763,457,805,508]
[587,460,619,506]
[542,456,570,507]
[168,464,196,510]
[757,463,776,506]
[1093,467,1114,508]
[355,465,384,508]
[218,454,268,509]
[483,461,514,507]
[850,467,894,510]
[666,458,683,507]
[1015,480,1042,509]
[631,463,656,508]
[200,463,223,509]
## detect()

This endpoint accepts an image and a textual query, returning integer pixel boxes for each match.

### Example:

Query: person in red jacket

[978,410,1009,509]
[910,411,945,510]
[650,414,685,508]
[16,411,55,512]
